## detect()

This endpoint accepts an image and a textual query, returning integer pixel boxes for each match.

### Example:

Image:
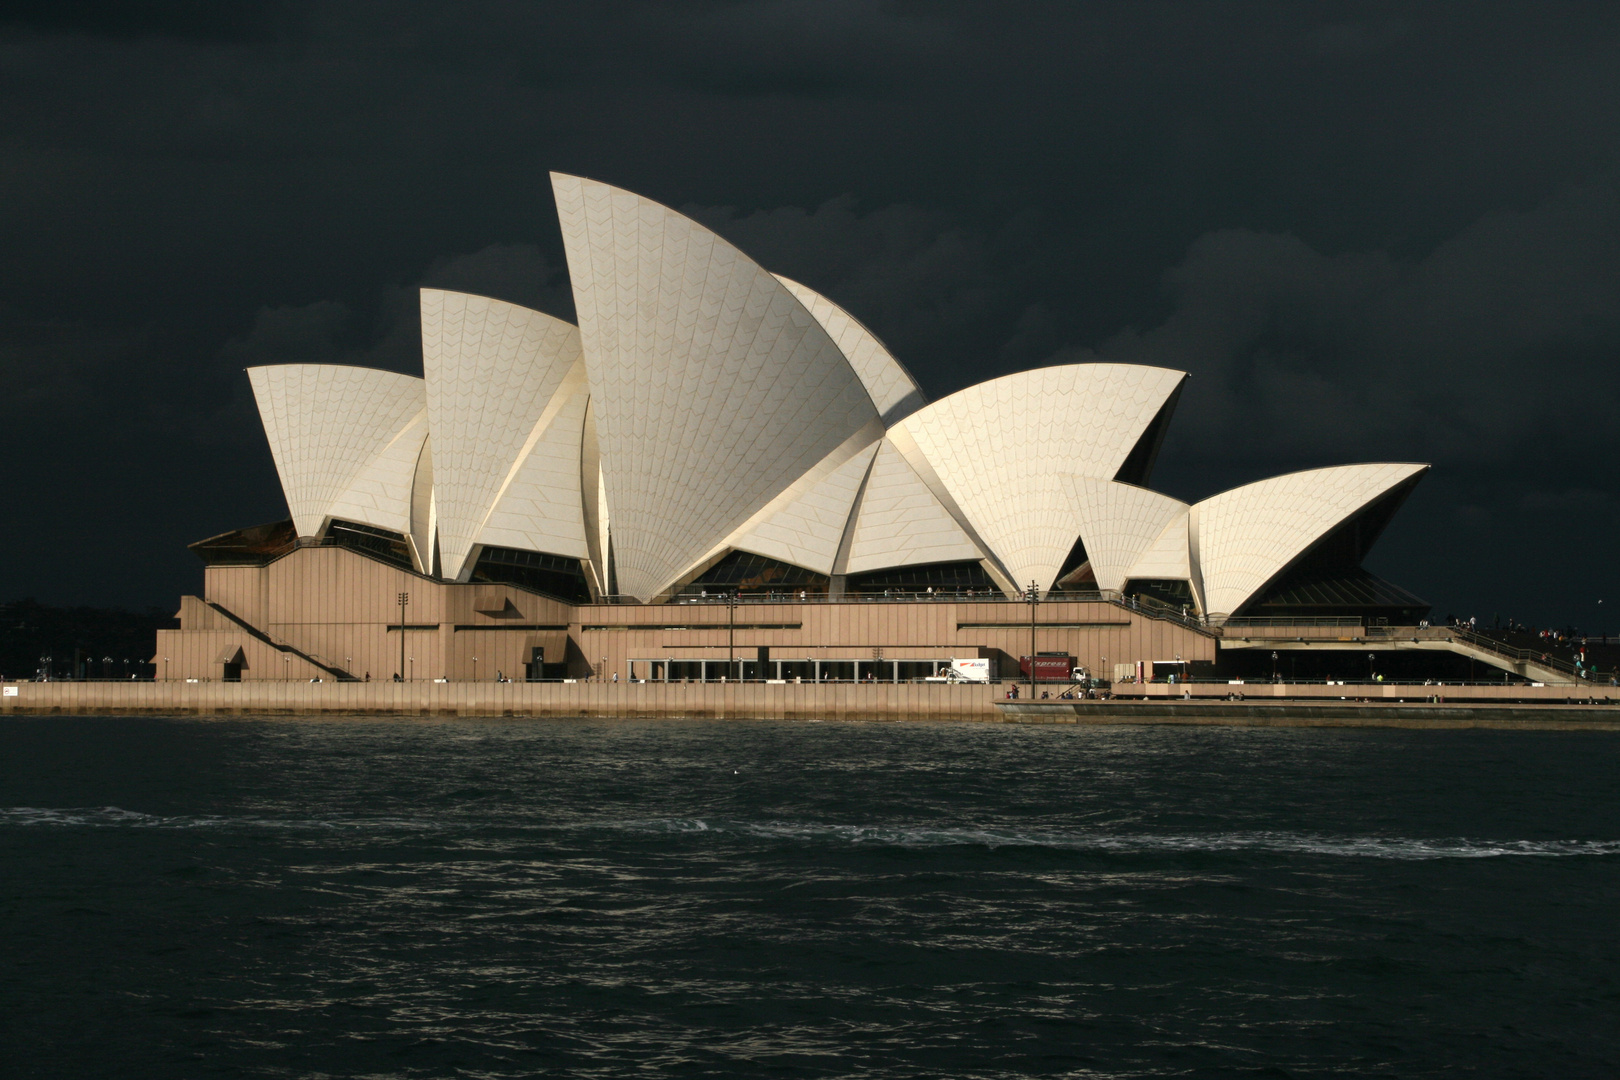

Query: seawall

[1,680,1000,721]
[5,681,1620,728]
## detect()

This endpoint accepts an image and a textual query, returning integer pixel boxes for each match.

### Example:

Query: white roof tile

[1059,477,1189,592]
[553,173,880,601]
[773,275,925,425]
[421,289,584,579]
[1192,463,1428,618]
[893,364,1186,592]
[247,364,426,539]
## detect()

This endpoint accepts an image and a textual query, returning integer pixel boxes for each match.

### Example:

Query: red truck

[1018,655,1076,682]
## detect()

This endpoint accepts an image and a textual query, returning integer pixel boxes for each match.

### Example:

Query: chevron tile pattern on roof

[775,275,925,425]
[421,288,583,580]
[1192,463,1429,618]
[552,172,879,601]
[239,178,1430,620]
[476,368,592,561]
[895,364,1186,592]
[731,437,881,575]
[845,439,985,574]
[327,409,429,539]
[248,364,426,539]
[1060,476,1189,592]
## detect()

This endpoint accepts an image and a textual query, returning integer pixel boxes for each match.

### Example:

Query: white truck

[924,657,992,683]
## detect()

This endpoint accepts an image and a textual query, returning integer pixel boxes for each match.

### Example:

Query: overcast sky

[3,1,1617,627]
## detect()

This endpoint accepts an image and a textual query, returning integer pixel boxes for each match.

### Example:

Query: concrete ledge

[5,681,1620,728]
[0,680,1001,721]
[995,700,1620,729]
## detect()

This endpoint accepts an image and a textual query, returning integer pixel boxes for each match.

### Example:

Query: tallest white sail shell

[552,173,880,601]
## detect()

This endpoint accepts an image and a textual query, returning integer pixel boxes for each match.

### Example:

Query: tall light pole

[397,591,409,682]
[473,655,479,682]
[728,589,738,682]
[1028,580,1039,696]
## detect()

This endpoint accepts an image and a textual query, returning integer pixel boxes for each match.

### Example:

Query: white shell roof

[774,275,926,425]
[1059,476,1189,592]
[239,181,1429,612]
[553,172,879,601]
[1124,511,1193,584]
[248,364,427,538]
[474,361,592,561]
[729,433,882,574]
[844,438,986,574]
[1191,462,1429,618]
[892,364,1188,592]
[420,288,584,580]
[326,408,430,539]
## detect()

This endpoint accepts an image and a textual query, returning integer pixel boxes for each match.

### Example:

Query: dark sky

[4,1,1617,628]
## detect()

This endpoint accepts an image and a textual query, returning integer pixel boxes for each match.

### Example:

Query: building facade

[155,175,1429,683]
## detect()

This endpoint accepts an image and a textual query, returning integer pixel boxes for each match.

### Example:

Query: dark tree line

[0,599,175,680]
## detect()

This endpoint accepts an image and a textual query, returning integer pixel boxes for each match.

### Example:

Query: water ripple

[5,805,1615,860]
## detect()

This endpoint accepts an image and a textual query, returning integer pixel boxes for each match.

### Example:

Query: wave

[602,818,1620,860]
[5,806,1616,860]
[0,806,444,832]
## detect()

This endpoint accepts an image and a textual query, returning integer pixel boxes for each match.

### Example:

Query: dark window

[1234,474,1430,622]
[675,551,828,598]
[1124,578,1194,609]
[1051,534,1096,593]
[326,520,415,571]
[471,547,593,604]
[846,560,997,596]
[189,519,296,565]
[1246,565,1429,623]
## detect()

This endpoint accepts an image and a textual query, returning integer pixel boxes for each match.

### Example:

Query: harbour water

[2,716,1616,1077]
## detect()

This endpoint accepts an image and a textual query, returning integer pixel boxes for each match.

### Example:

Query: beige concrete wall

[0,679,1003,720]
[162,546,1217,684]
[5,679,1612,721]
[1113,681,1620,703]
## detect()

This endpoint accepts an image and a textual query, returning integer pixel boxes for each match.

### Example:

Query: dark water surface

[1,717,1616,1078]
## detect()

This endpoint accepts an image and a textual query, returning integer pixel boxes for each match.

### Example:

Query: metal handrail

[1219,616,1363,628]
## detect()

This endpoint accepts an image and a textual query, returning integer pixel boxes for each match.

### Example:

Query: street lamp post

[1368,652,1375,682]
[408,655,414,682]
[473,656,479,682]
[728,590,738,682]
[397,592,409,682]
[1028,580,1039,696]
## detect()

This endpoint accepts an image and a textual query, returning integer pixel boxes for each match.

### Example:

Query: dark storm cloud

[2,1,1618,626]
[1092,181,1620,477]
[0,0,303,43]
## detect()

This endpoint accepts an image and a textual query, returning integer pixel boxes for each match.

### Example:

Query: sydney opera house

[155,175,1432,684]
